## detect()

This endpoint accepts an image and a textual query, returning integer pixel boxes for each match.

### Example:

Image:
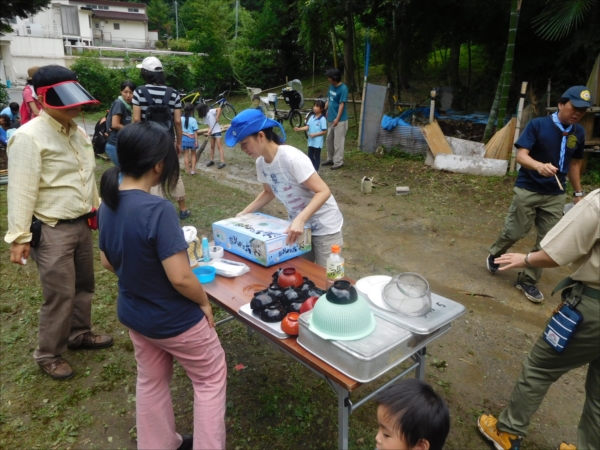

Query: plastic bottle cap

[331,244,341,253]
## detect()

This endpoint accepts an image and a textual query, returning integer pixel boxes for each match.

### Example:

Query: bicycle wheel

[289,110,302,128]
[221,103,237,121]
[304,111,314,139]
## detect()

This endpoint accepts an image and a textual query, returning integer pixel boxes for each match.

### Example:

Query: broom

[196,122,218,160]
[484,117,516,160]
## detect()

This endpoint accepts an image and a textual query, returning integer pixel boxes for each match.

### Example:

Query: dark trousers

[308,146,322,171]
[30,221,94,365]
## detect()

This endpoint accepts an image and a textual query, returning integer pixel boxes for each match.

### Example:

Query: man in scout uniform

[486,86,591,303]
[478,188,600,450]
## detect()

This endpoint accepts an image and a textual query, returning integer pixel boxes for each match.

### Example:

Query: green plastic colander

[308,280,376,341]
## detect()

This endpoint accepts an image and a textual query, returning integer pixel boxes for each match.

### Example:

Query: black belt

[552,277,600,300]
[57,210,96,224]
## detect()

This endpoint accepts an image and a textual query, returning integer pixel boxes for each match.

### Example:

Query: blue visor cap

[225,109,286,147]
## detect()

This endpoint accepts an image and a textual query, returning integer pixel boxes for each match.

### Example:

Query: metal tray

[356,276,466,334]
[238,303,289,339]
[297,310,451,383]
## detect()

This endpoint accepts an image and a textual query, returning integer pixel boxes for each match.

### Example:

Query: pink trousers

[129,318,227,450]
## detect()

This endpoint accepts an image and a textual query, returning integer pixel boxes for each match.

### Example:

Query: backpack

[139,86,174,132]
[92,113,109,154]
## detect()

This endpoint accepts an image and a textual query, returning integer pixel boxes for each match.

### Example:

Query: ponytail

[100,166,122,210]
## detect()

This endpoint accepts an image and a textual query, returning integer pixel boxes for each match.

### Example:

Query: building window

[113,23,120,30]
[99,5,109,9]
[95,22,99,28]
[60,5,80,35]
[128,8,139,12]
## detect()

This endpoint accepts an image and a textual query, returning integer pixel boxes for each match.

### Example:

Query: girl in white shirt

[225,109,343,267]
[197,103,226,169]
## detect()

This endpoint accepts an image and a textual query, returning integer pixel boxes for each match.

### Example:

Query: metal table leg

[414,347,426,381]
[330,381,350,450]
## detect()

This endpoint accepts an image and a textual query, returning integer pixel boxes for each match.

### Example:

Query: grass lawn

[0,156,389,450]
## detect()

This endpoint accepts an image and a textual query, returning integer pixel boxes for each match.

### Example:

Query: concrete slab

[446,136,485,157]
[432,154,508,176]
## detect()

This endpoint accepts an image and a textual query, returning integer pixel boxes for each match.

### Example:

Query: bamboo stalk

[510,81,528,172]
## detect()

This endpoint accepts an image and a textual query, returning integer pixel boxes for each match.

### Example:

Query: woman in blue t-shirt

[105,80,136,166]
[98,122,226,450]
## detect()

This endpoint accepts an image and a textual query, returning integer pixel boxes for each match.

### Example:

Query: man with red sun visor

[5,65,113,380]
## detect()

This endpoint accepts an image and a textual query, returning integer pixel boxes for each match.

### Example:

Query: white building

[1,0,156,85]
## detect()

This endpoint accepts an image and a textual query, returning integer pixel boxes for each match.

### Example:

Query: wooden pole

[429,90,436,123]
[510,81,528,172]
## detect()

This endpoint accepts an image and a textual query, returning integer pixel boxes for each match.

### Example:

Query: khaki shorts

[150,175,186,201]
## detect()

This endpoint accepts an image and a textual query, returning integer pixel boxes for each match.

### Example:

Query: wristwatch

[574,191,585,197]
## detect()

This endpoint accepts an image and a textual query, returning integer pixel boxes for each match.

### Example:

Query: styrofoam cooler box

[212,213,311,267]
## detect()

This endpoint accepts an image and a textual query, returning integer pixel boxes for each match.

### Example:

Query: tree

[1,0,52,34]
[483,0,522,143]
[533,0,596,40]
[147,0,173,39]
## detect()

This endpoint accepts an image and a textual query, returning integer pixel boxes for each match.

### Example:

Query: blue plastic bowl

[192,266,216,284]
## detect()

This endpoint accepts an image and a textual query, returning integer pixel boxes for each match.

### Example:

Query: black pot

[279,286,305,306]
[250,291,279,312]
[271,267,284,283]
[325,280,358,305]
[267,283,283,298]
[286,301,304,313]
[299,277,316,295]
[260,304,286,322]
[307,287,326,298]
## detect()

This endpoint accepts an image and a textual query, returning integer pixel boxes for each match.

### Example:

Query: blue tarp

[382,115,410,130]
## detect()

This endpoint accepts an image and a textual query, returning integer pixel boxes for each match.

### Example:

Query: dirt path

[198,142,586,449]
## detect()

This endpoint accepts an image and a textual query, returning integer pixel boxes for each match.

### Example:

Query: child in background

[294,100,327,171]
[374,378,450,450]
[197,103,226,169]
[182,103,199,174]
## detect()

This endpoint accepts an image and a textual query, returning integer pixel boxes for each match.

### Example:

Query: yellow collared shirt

[5,111,100,244]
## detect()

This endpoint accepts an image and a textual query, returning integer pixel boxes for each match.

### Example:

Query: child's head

[326,68,342,84]
[184,103,195,117]
[196,103,209,118]
[374,379,450,450]
[100,122,179,210]
[9,102,19,114]
[313,99,325,114]
[252,94,262,108]
[0,114,11,129]
[225,109,286,155]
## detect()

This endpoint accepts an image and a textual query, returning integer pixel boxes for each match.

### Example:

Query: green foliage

[147,0,174,38]
[167,38,192,52]
[70,57,119,108]
[0,84,9,108]
[0,0,51,34]
[161,55,195,92]
[71,56,195,106]
[533,0,596,40]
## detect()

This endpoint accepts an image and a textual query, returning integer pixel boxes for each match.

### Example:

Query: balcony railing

[14,24,62,39]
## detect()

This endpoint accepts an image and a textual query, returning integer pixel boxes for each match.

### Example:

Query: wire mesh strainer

[382,273,432,316]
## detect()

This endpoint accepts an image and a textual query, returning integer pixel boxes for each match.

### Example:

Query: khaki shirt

[541,188,600,290]
[4,112,100,244]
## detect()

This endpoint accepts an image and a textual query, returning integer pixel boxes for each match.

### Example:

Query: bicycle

[270,88,303,128]
[180,87,237,121]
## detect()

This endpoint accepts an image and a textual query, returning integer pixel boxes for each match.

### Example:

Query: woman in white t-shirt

[225,109,343,266]
[197,103,225,169]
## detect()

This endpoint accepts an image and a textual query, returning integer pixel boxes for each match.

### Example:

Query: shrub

[161,55,195,92]
[71,57,120,108]
[190,53,232,97]
[0,83,9,109]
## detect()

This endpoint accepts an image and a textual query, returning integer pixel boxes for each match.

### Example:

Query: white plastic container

[267,93,278,104]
